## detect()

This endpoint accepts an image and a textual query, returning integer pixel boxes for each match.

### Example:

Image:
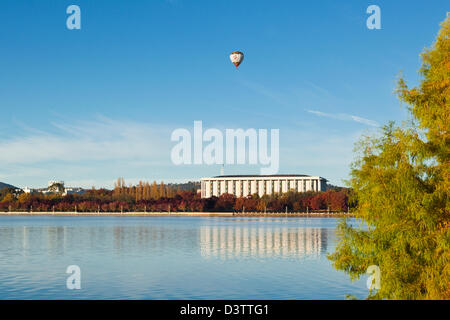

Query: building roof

[207,174,327,180]
[213,174,307,178]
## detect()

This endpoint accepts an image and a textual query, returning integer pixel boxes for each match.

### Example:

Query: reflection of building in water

[200,226,327,259]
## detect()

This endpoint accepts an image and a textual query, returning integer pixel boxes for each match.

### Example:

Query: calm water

[0,215,368,299]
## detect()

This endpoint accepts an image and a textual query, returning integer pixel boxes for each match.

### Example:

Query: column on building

[201,180,204,198]
[214,180,218,196]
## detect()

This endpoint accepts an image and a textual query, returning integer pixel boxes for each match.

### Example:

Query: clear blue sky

[0,0,448,188]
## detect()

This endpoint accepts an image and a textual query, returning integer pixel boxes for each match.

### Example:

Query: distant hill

[167,181,201,191]
[326,184,346,191]
[0,182,17,190]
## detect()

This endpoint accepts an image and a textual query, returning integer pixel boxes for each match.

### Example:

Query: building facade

[200,174,327,198]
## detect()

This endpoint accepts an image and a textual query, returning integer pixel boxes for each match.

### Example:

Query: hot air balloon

[230,51,244,69]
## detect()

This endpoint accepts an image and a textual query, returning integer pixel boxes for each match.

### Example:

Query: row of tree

[0,185,350,213]
[112,178,179,200]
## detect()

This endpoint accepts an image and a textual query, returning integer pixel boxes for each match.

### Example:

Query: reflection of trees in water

[111,226,199,254]
[5,225,199,256]
[200,226,328,259]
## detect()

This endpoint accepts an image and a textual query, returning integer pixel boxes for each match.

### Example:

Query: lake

[0,215,368,299]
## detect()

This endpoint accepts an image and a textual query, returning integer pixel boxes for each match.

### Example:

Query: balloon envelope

[230,51,244,68]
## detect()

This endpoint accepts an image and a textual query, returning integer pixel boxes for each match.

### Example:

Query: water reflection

[0,225,200,257]
[0,217,369,299]
[200,226,327,259]
[3,224,328,261]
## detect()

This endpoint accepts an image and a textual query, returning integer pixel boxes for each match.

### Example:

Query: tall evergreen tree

[329,16,449,299]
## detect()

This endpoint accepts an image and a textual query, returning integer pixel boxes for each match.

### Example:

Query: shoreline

[0,211,353,217]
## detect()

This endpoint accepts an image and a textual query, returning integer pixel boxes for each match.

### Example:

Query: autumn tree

[214,193,236,211]
[159,181,166,198]
[143,182,150,200]
[150,181,158,199]
[113,177,126,197]
[1,193,15,203]
[329,16,449,299]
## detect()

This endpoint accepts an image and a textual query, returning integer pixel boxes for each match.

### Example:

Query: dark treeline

[0,179,351,213]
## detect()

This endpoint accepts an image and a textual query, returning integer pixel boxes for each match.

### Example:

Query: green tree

[329,16,449,299]
[48,182,64,193]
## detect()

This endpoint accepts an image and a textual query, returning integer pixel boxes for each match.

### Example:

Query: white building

[22,187,33,194]
[21,181,85,195]
[200,174,327,198]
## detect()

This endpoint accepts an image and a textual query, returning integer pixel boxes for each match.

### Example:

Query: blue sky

[0,0,448,188]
